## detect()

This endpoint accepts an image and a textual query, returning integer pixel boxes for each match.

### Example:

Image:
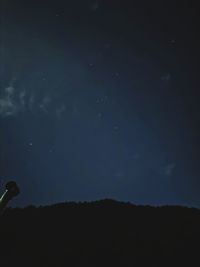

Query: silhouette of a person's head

[0,181,20,215]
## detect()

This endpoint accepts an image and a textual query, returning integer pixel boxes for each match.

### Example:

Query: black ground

[0,199,199,266]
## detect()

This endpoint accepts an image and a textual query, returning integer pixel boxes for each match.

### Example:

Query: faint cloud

[91,1,99,11]
[19,90,26,108]
[72,102,79,116]
[0,86,18,117]
[161,73,171,82]
[113,125,119,131]
[5,86,15,96]
[56,104,66,118]
[97,112,102,118]
[0,84,66,118]
[132,153,140,160]
[0,97,18,117]
[104,43,111,49]
[39,96,51,113]
[115,171,124,180]
[28,94,35,111]
[112,72,120,78]
[164,163,176,176]
[169,39,176,44]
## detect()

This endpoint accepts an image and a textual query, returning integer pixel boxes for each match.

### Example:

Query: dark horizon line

[10,198,200,211]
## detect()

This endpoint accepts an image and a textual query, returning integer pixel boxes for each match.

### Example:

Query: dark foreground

[0,199,199,266]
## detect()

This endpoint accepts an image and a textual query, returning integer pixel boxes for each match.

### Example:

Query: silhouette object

[0,181,20,215]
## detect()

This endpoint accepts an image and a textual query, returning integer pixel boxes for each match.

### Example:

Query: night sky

[0,1,200,208]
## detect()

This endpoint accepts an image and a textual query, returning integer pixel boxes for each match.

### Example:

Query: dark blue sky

[0,1,200,208]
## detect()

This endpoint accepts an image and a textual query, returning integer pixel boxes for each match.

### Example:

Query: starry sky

[0,0,200,208]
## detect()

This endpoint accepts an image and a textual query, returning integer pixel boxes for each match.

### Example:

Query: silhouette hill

[0,199,199,266]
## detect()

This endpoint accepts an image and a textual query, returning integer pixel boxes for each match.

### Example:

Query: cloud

[0,97,18,117]
[0,86,18,117]
[39,96,51,113]
[0,85,66,118]
[5,86,15,96]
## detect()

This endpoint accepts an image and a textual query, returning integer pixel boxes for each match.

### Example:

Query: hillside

[0,199,199,266]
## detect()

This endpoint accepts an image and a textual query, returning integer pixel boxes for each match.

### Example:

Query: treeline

[0,199,199,266]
